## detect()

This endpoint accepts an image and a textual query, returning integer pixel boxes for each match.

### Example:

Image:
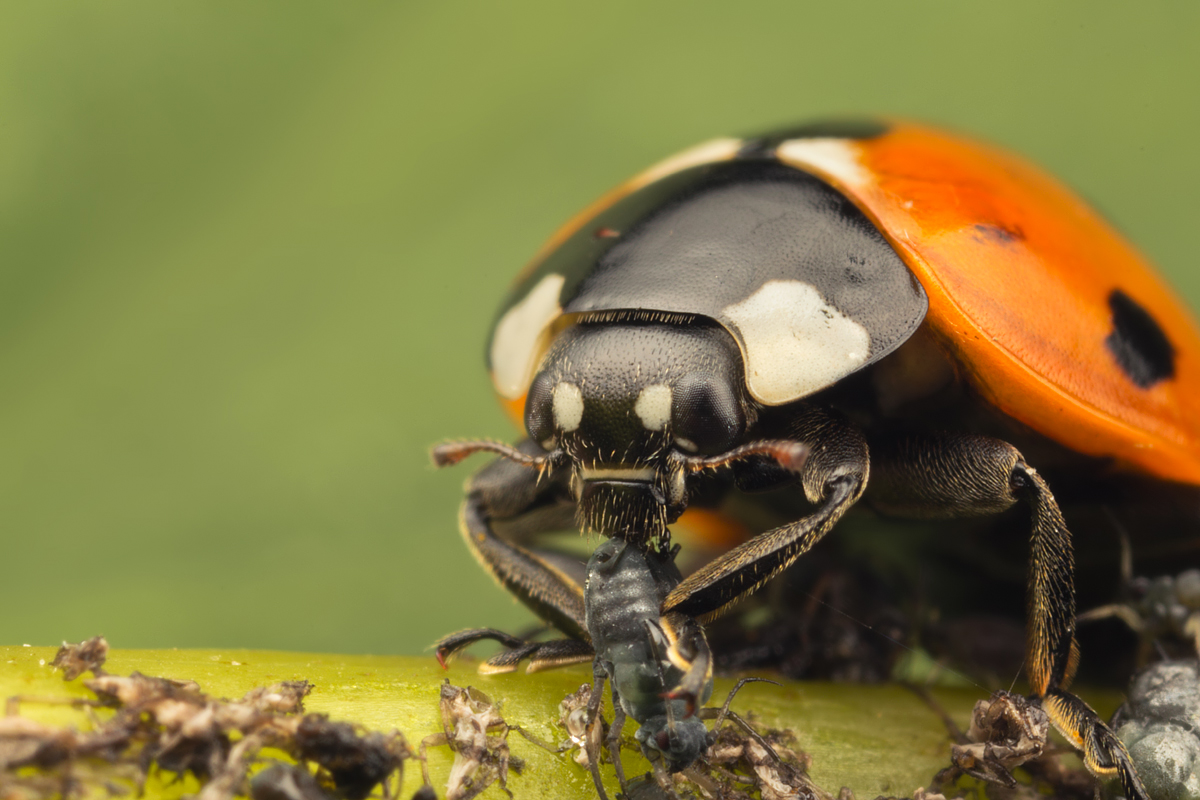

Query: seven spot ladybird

[433,120,1200,799]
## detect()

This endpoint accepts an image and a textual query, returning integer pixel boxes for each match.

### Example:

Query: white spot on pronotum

[490,274,566,400]
[722,279,871,404]
[632,138,744,189]
[775,138,869,189]
[634,384,673,431]
[552,382,584,432]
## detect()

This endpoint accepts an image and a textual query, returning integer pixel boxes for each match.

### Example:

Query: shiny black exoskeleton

[432,120,1154,799]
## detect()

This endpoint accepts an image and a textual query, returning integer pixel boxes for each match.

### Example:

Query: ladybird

[433,120,1200,799]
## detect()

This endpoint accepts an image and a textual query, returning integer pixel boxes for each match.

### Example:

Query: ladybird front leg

[663,406,869,621]
[451,441,590,642]
[654,613,713,717]
[866,432,1149,800]
[434,628,594,674]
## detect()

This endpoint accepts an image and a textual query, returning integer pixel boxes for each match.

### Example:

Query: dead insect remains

[420,681,522,800]
[1,637,412,800]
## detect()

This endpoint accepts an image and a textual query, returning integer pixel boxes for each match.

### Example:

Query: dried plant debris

[951,691,1050,787]
[292,717,408,800]
[927,691,1093,800]
[692,721,826,800]
[548,684,829,800]
[420,681,522,800]
[251,763,335,800]
[554,685,599,769]
[50,637,110,682]
[871,789,945,800]
[1,637,412,800]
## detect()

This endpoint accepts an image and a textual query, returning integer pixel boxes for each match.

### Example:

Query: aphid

[438,538,783,800]
[1079,536,1200,662]
[1110,660,1200,800]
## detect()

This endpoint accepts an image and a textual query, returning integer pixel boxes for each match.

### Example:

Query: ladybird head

[434,314,806,547]
[523,319,750,543]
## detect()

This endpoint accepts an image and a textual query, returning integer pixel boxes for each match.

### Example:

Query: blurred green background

[2,2,1198,655]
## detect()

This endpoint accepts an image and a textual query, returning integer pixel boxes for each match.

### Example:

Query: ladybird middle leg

[866,432,1149,800]
[663,405,869,621]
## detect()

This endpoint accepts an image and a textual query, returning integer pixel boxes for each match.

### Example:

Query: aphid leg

[607,699,628,791]
[650,757,683,800]
[662,407,868,621]
[511,725,569,756]
[681,764,725,797]
[902,682,967,744]
[865,432,1150,800]
[585,661,612,800]
[700,678,784,762]
[1076,603,1146,632]
[419,732,448,789]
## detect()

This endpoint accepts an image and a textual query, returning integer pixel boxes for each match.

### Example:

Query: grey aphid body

[585,538,713,772]
[1112,660,1200,800]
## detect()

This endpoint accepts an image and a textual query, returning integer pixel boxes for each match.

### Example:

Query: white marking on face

[722,279,871,404]
[490,274,566,400]
[552,381,584,432]
[634,384,672,431]
[674,436,698,453]
[775,138,869,189]
[632,138,743,189]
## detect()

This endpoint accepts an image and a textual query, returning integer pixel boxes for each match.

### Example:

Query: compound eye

[671,373,744,455]
[524,372,556,449]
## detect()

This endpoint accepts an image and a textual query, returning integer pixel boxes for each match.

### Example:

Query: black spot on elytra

[1105,289,1175,388]
[971,223,1023,245]
[738,119,889,159]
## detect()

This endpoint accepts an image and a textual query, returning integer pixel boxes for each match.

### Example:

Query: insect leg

[454,444,589,642]
[663,407,868,621]
[866,432,1149,800]
[435,629,594,674]
[607,698,628,791]
[418,732,448,789]
[653,613,713,717]
[586,660,612,800]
